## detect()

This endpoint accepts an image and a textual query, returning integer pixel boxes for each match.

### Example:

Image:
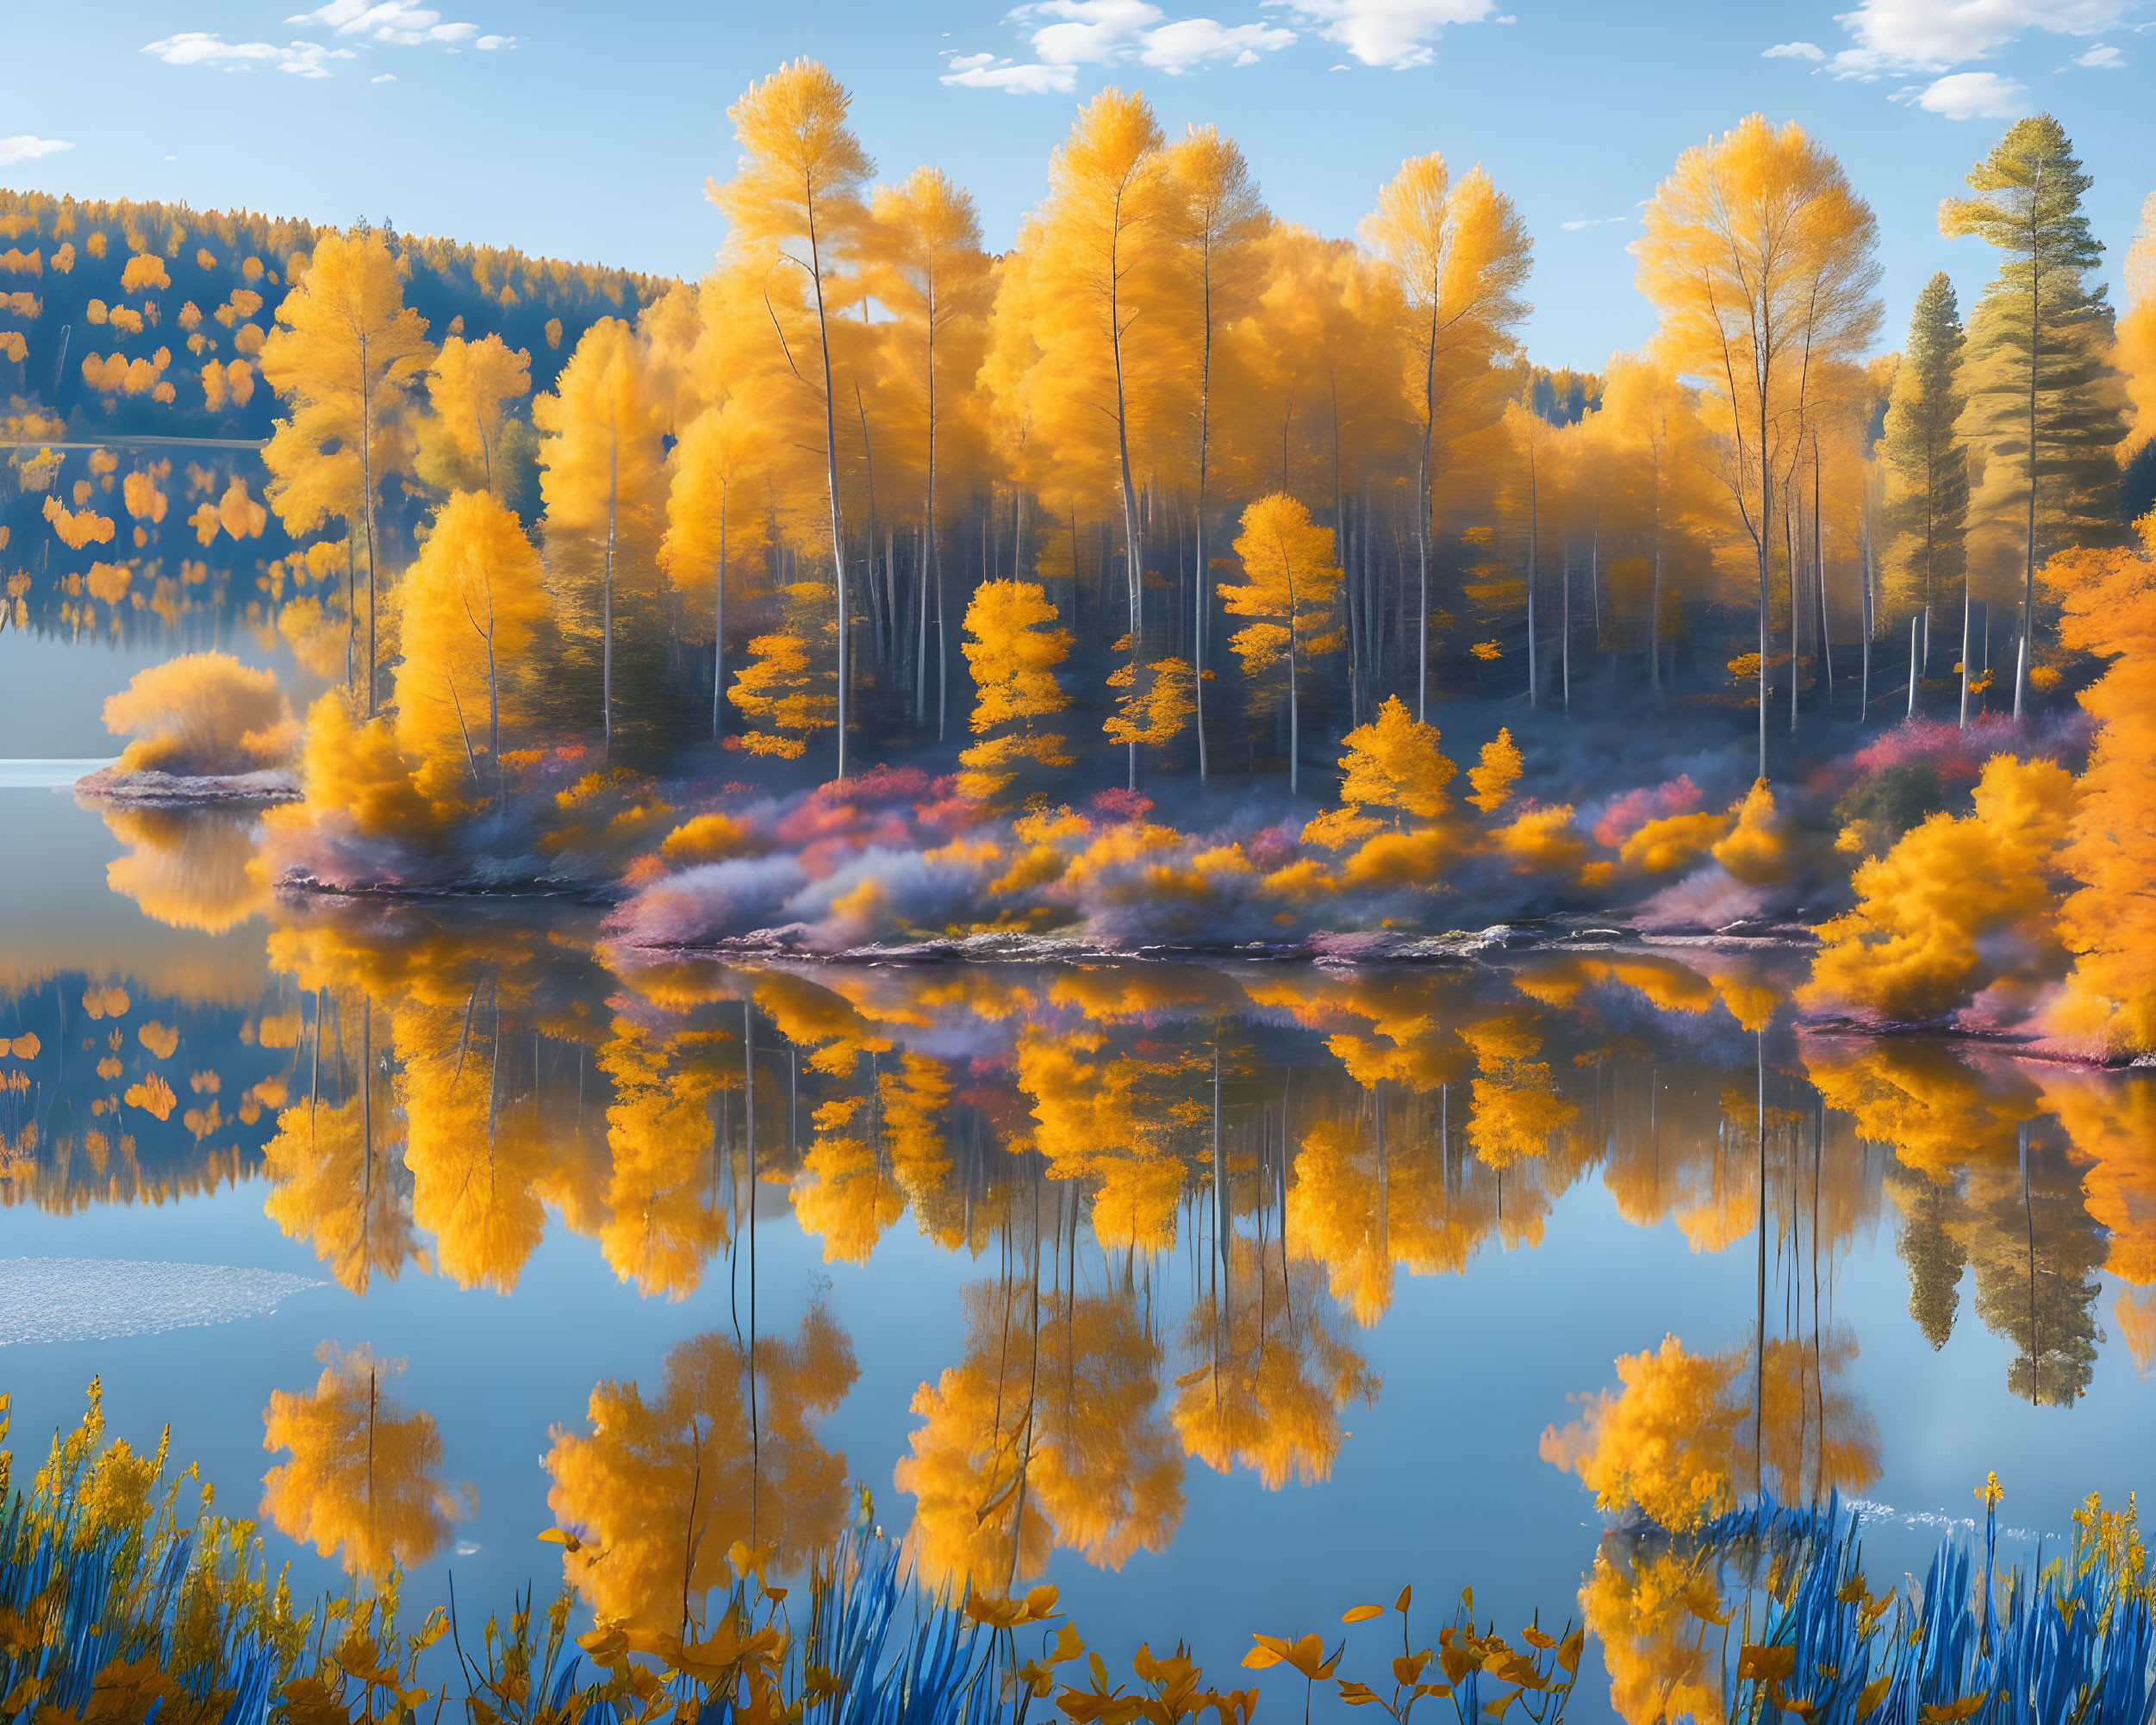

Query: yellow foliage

[660,813,759,866]
[392,489,551,807]
[1620,809,1731,875]
[1710,779,1792,886]
[102,651,297,776]
[1467,728,1523,813]
[1801,756,2078,1023]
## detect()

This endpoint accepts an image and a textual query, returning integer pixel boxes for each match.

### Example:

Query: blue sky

[5,0,2151,368]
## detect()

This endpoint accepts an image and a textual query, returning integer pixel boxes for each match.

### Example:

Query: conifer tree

[1941,115,2130,717]
[1879,273,1969,718]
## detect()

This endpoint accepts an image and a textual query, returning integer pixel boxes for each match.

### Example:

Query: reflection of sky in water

[3,765,2153,1714]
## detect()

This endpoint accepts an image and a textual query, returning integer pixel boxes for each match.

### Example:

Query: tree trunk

[807,191,849,782]
[602,425,616,753]
[712,493,727,741]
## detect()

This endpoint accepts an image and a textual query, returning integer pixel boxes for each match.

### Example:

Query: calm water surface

[3,640,2153,1721]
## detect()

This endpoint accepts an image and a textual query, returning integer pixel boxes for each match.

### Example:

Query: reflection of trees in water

[895,1175,1184,1591]
[261,1342,472,1581]
[545,1306,857,1636]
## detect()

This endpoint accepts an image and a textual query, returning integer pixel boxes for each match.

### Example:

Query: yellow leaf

[1342,1605,1383,1624]
[1394,1585,1412,1614]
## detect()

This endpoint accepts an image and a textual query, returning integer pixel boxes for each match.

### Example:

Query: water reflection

[5,800,2155,1692]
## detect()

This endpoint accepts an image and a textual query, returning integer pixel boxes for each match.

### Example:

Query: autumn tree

[2041,516,2156,1056]
[1361,153,1531,719]
[958,578,1071,808]
[416,333,530,497]
[393,489,551,806]
[1942,115,2130,716]
[1103,650,1194,784]
[663,401,770,741]
[534,318,670,752]
[713,59,873,781]
[1598,354,1706,701]
[1800,753,2078,1024]
[1166,125,1268,778]
[1224,494,1343,794]
[1879,272,1969,712]
[1635,115,1881,776]
[1009,90,1175,658]
[864,166,993,738]
[261,226,434,715]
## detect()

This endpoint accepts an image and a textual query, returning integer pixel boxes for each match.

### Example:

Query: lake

[4,630,2154,1720]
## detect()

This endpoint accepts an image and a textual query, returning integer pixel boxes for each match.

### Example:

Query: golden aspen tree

[864,166,993,738]
[958,578,1072,807]
[1942,116,2131,716]
[1165,125,1268,779]
[1635,115,1880,776]
[393,489,551,807]
[731,582,839,760]
[663,400,770,741]
[1224,494,1344,795]
[1361,154,1532,719]
[533,317,669,752]
[261,226,434,716]
[1221,227,1406,725]
[1322,694,1457,833]
[2040,517,2156,1054]
[1013,90,1177,669]
[417,333,529,495]
[1467,727,1522,813]
[1103,648,1195,776]
[1598,354,1708,699]
[712,59,873,782]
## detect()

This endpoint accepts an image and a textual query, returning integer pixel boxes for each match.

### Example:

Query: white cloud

[0,135,73,165]
[287,2,483,45]
[939,56,1080,91]
[2074,41,2124,63]
[1912,68,2032,116]
[1268,0,1494,67]
[475,33,514,47]
[1020,0,1164,63]
[1139,16,1295,67]
[947,0,1297,90]
[1826,0,2127,79]
[1762,40,1825,58]
[142,32,284,65]
[371,72,397,81]
[140,33,353,75]
[1560,215,1627,230]
[291,2,453,38]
